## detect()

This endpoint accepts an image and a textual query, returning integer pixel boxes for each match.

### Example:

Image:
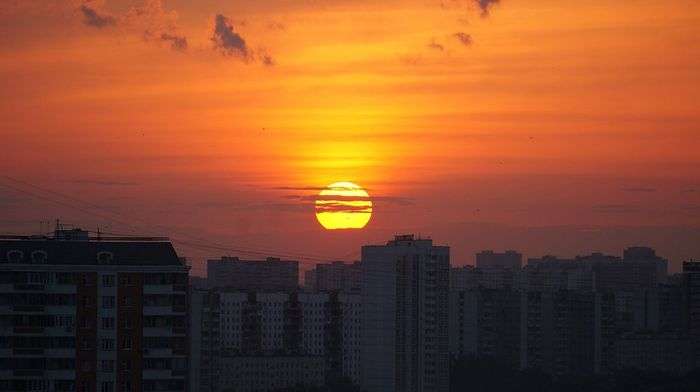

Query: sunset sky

[2,0,699,275]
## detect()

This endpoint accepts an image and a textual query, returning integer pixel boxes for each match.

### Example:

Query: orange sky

[1,0,699,274]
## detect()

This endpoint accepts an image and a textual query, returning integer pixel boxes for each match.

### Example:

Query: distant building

[361,235,450,392]
[624,247,668,284]
[304,261,361,293]
[521,290,596,376]
[207,256,299,291]
[220,356,326,392]
[523,256,593,292]
[449,288,521,369]
[0,229,190,392]
[476,250,522,270]
[614,332,694,374]
[190,290,360,392]
[523,252,662,293]
[682,261,700,366]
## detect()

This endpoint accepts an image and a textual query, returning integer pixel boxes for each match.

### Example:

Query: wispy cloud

[622,187,657,193]
[79,4,115,28]
[160,33,187,51]
[453,32,473,46]
[212,14,250,59]
[476,0,499,17]
[592,204,640,214]
[428,39,445,51]
[66,179,140,186]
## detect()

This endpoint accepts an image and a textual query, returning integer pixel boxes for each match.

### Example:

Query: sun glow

[315,181,372,230]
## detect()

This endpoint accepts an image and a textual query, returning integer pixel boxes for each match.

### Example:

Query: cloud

[622,187,657,193]
[267,21,286,31]
[79,4,116,28]
[428,39,445,51]
[285,194,414,206]
[160,33,187,51]
[125,0,189,52]
[453,32,473,46]
[66,179,140,186]
[592,204,640,214]
[212,14,251,59]
[476,0,499,16]
[315,203,372,214]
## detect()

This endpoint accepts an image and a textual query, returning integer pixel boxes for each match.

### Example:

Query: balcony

[12,305,45,312]
[13,348,44,355]
[13,283,45,291]
[13,326,44,334]
[14,369,44,377]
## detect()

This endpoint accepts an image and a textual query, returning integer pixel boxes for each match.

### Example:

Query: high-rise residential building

[449,288,521,368]
[207,256,298,291]
[523,256,593,292]
[682,261,700,367]
[523,251,662,293]
[450,266,519,291]
[304,261,361,293]
[583,253,658,292]
[190,290,360,392]
[361,235,450,392]
[624,247,669,284]
[0,229,190,392]
[521,290,596,376]
[613,332,694,374]
[476,250,522,270]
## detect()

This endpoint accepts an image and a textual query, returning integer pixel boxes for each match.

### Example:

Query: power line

[0,175,347,264]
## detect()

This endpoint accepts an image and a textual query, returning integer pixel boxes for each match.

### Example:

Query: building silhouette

[207,256,299,291]
[304,261,361,293]
[0,228,189,392]
[190,289,360,392]
[361,235,450,392]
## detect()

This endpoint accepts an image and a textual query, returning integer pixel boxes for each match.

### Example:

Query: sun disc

[315,181,372,230]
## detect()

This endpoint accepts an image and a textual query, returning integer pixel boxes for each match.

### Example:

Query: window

[80,318,92,329]
[6,250,23,263]
[81,296,91,307]
[100,360,114,373]
[102,296,115,309]
[101,339,114,351]
[119,275,134,286]
[100,382,114,392]
[121,381,131,392]
[121,317,132,329]
[121,296,132,307]
[101,317,114,330]
[30,250,48,264]
[97,252,114,265]
[102,275,115,287]
[81,360,92,372]
[121,336,132,350]
[120,359,132,372]
[80,339,92,350]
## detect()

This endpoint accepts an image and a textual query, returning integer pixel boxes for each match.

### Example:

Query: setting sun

[315,181,372,230]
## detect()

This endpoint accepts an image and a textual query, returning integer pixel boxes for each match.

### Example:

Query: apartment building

[0,228,189,392]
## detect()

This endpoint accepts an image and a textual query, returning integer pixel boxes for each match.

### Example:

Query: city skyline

[2,0,699,276]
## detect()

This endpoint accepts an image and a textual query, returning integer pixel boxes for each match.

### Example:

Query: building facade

[190,290,360,392]
[0,229,189,392]
[449,288,521,369]
[476,250,522,270]
[207,257,298,291]
[361,235,450,392]
[304,261,361,293]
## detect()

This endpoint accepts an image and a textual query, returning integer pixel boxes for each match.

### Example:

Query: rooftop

[0,229,184,266]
